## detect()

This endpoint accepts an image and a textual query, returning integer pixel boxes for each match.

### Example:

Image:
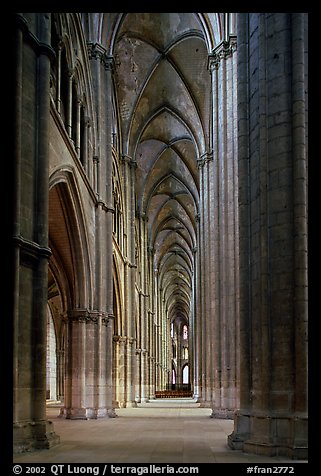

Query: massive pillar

[198,32,239,417]
[63,312,114,419]
[228,13,308,458]
[13,13,60,452]
[62,42,117,419]
[210,34,239,418]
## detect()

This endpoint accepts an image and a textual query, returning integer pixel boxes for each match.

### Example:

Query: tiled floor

[13,399,307,464]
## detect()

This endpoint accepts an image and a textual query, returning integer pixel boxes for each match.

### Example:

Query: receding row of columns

[12,13,308,460]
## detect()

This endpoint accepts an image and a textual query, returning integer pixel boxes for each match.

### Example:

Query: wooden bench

[155,390,193,398]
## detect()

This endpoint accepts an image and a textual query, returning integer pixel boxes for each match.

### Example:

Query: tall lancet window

[183,365,189,384]
[183,324,188,340]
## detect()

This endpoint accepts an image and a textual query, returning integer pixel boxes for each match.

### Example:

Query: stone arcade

[12,13,308,459]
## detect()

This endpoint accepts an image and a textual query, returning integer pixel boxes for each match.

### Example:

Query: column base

[210,408,234,419]
[242,440,308,459]
[60,407,91,419]
[198,399,212,408]
[125,401,138,408]
[13,419,60,453]
[60,406,118,419]
[112,400,120,409]
[107,408,118,418]
[228,411,308,460]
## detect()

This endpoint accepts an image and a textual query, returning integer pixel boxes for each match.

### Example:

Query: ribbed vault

[112,12,211,335]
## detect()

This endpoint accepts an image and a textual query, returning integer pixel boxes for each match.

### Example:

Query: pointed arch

[112,253,123,337]
[49,167,93,309]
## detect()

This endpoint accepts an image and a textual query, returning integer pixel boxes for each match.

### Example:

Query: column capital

[113,335,127,343]
[127,337,136,346]
[121,154,137,168]
[136,210,148,222]
[197,150,213,168]
[68,309,99,324]
[208,35,237,70]
[68,309,111,324]
[147,245,154,255]
[87,42,115,71]
[83,115,91,128]
[124,257,137,269]
[102,313,115,326]
[96,198,115,214]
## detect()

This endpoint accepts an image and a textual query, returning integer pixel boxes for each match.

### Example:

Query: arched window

[183,347,188,360]
[172,368,176,385]
[183,324,188,340]
[182,365,189,384]
[46,305,57,400]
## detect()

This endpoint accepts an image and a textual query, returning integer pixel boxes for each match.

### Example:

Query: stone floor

[13,399,307,464]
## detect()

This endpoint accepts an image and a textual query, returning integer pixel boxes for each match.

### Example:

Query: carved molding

[208,35,237,70]
[113,335,127,344]
[87,42,115,71]
[121,154,137,169]
[127,337,136,346]
[16,14,55,61]
[13,234,51,267]
[124,257,137,269]
[197,150,213,168]
[69,309,107,324]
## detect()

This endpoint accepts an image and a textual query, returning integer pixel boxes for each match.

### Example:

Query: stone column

[104,55,117,417]
[198,36,238,417]
[87,43,116,418]
[13,13,60,452]
[113,336,127,407]
[154,267,159,390]
[56,41,63,114]
[112,335,120,407]
[194,216,202,400]
[189,245,197,397]
[75,96,82,158]
[64,312,88,419]
[56,348,65,402]
[66,70,73,138]
[138,213,149,402]
[121,155,138,407]
[105,316,117,417]
[148,247,156,399]
[196,159,206,402]
[228,13,308,459]
[81,115,91,176]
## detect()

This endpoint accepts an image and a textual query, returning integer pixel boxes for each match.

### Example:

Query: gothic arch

[112,254,124,408]
[49,168,93,309]
[112,254,123,337]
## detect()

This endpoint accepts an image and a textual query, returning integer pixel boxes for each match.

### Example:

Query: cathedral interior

[11,13,308,463]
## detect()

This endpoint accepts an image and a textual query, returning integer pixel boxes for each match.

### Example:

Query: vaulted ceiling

[84,12,222,326]
[114,13,211,326]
